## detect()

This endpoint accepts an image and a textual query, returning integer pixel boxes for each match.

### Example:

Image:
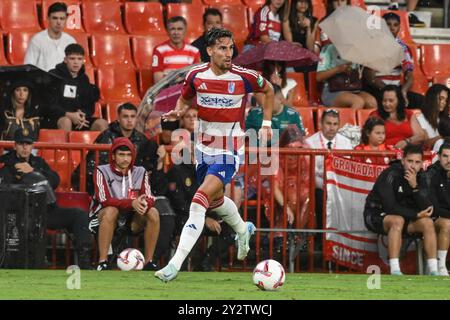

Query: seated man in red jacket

[89,137,160,271]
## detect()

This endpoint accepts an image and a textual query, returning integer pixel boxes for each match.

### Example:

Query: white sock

[427,258,438,273]
[438,250,447,269]
[169,194,208,270]
[389,258,400,273]
[210,196,247,235]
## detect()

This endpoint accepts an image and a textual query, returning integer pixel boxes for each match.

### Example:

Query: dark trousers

[47,205,93,250]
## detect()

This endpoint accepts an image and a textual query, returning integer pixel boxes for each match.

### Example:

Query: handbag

[328,68,362,92]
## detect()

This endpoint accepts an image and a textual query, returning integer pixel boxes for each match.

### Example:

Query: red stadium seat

[316,108,357,129]
[132,35,169,69]
[124,2,166,36]
[203,0,243,4]
[0,0,41,32]
[37,129,70,191]
[287,72,309,108]
[97,66,140,102]
[356,108,377,127]
[166,3,206,41]
[242,0,265,6]
[84,65,96,84]
[308,71,322,105]
[217,4,249,52]
[420,44,450,81]
[91,34,134,68]
[296,108,315,137]
[247,3,263,26]
[312,0,327,21]
[68,32,92,66]
[432,75,450,88]
[6,31,34,65]
[82,1,126,34]
[408,44,430,95]
[68,131,101,170]
[138,69,154,97]
[93,102,102,119]
[42,0,84,33]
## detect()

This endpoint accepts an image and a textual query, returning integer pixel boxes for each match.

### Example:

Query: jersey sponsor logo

[228,82,235,94]
[186,224,197,230]
[199,95,235,108]
[218,171,226,178]
[398,186,403,193]
[257,75,264,88]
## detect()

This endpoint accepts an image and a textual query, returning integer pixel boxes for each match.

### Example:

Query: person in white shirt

[305,108,352,231]
[24,2,76,72]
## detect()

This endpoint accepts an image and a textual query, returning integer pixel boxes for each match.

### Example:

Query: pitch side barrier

[0,142,429,272]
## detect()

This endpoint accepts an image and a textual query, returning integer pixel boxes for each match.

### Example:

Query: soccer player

[364,144,438,275]
[90,137,160,271]
[154,28,274,282]
[426,141,450,276]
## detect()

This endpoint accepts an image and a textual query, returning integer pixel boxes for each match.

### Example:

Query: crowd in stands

[0,0,449,272]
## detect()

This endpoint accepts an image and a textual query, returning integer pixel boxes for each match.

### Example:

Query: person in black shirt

[364,144,438,275]
[0,128,93,269]
[426,141,450,276]
[191,8,238,63]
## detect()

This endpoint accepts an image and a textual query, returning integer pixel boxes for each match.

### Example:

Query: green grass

[0,270,449,300]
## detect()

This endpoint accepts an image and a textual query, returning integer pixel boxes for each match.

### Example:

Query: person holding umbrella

[0,80,41,141]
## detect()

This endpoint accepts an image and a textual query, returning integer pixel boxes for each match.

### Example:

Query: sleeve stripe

[144,172,152,197]
[97,170,106,202]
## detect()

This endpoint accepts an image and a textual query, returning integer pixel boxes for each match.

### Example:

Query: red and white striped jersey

[152,41,200,74]
[181,63,269,155]
[247,5,282,46]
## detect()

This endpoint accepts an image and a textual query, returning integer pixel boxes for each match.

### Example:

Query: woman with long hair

[283,0,318,52]
[0,80,40,141]
[369,85,425,149]
[417,84,450,149]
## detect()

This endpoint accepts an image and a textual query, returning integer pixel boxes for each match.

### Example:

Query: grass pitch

[0,270,449,300]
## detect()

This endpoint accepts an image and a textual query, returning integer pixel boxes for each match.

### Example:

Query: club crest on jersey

[257,75,264,88]
[228,82,235,94]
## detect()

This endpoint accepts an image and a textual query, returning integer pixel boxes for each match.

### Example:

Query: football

[117,248,145,271]
[252,259,285,291]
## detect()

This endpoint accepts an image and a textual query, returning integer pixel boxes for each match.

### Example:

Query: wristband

[262,120,272,127]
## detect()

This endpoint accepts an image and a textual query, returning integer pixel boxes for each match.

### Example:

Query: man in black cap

[0,128,93,269]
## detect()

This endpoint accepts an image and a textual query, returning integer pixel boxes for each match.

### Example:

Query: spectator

[305,109,352,232]
[316,43,377,109]
[246,84,305,138]
[284,0,318,53]
[0,80,41,141]
[245,0,288,50]
[191,8,239,63]
[417,84,450,150]
[72,103,164,196]
[363,12,424,109]
[426,141,450,276]
[388,0,426,27]
[271,126,310,252]
[0,128,93,269]
[45,44,107,132]
[89,138,160,271]
[152,16,201,83]
[364,144,437,275]
[369,85,425,149]
[24,2,76,72]
[259,61,297,107]
[354,117,399,165]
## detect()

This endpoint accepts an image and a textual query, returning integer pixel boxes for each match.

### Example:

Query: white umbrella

[319,6,404,74]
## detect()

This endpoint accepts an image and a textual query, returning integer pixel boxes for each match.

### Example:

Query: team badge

[228,82,235,94]
[185,178,192,187]
[22,128,29,136]
[257,75,264,88]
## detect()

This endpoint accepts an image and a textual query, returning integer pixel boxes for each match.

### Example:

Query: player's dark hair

[118,103,137,115]
[166,16,187,28]
[206,28,234,47]
[438,141,450,155]
[65,43,85,57]
[203,8,222,25]
[48,2,68,17]
[382,12,401,23]
[361,117,385,145]
[403,144,423,158]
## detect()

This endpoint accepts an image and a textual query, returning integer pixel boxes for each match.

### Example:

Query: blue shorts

[195,149,240,186]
